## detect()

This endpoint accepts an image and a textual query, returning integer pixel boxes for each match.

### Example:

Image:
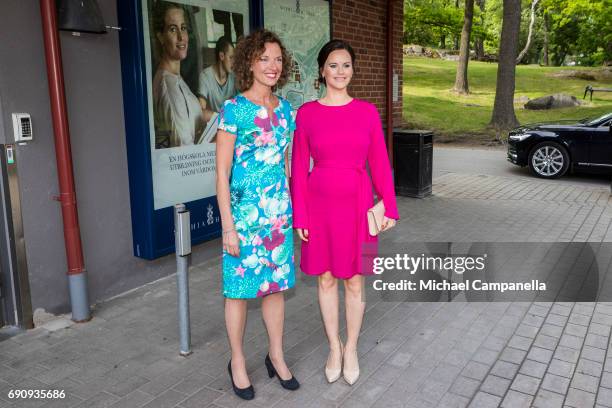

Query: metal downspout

[40,0,90,322]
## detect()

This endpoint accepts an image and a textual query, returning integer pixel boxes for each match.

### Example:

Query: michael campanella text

[373,279,547,293]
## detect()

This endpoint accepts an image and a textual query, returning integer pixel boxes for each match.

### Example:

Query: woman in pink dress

[290,40,399,385]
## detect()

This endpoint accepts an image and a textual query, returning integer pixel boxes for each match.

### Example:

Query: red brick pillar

[331,0,404,126]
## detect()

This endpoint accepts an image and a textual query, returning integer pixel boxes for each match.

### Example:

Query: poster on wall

[264,0,330,110]
[142,0,248,210]
[118,0,328,259]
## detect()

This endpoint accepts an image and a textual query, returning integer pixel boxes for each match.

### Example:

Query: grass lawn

[403,56,612,145]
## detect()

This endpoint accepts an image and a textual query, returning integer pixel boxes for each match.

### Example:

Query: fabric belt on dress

[312,160,368,272]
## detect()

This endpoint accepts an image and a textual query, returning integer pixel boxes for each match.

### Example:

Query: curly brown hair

[233,29,292,92]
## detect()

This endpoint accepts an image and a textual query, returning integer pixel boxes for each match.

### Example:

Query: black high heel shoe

[265,354,300,390]
[228,360,254,400]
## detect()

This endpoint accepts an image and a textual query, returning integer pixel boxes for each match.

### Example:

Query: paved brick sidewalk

[1,172,611,408]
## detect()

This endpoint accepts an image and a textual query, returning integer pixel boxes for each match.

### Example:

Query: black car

[507,113,612,178]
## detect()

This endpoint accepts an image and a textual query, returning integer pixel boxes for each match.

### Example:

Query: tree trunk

[542,12,549,66]
[475,39,485,60]
[440,34,446,49]
[516,0,539,64]
[489,0,521,131]
[453,0,475,94]
[454,0,460,50]
[475,0,486,60]
[556,50,567,66]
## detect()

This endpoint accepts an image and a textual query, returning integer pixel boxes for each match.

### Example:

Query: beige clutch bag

[368,201,391,236]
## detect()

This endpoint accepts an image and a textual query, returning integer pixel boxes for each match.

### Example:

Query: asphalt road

[433,145,612,189]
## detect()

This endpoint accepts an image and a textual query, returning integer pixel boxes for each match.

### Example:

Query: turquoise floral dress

[218,94,296,299]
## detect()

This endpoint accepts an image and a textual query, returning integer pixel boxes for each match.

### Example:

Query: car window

[587,113,612,126]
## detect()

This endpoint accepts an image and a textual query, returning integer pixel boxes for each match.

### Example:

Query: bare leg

[262,291,292,380]
[343,274,365,373]
[225,298,250,388]
[318,272,342,369]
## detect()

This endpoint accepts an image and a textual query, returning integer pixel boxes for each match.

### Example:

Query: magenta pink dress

[290,99,399,279]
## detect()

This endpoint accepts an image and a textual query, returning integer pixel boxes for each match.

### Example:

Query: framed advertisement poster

[142,0,247,209]
[118,0,250,259]
[117,0,330,260]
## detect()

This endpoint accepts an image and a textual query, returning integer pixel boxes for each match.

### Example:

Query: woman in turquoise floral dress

[216,30,299,400]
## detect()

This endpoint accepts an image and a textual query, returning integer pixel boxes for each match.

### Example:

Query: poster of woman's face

[142,0,248,210]
[147,0,246,149]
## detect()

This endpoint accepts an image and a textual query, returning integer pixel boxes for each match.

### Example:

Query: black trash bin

[393,129,433,198]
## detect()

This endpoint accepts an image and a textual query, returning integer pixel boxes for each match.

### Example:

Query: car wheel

[528,142,570,179]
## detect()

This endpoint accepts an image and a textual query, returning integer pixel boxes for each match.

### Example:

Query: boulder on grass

[514,96,530,104]
[524,94,582,110]
[548,70,596,81]
[403,44,424,55]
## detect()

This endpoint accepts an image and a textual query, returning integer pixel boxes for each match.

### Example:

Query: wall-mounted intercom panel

[12,113,33,143]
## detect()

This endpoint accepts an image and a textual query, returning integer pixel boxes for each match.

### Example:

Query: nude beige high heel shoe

[342,347,360,385]
[325,339,343,383]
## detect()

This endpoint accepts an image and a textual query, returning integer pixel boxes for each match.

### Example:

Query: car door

[588,119,612,167]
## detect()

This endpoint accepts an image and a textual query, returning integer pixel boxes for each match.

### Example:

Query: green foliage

[405,0,487,48]
[405,0,611,66]
[541,0,612,65]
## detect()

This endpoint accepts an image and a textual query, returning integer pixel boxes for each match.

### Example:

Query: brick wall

[331,0,404,126]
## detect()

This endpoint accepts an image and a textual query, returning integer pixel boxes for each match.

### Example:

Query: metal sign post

[174,204,192,356]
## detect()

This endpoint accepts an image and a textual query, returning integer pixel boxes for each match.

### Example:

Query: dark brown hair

[214,36,233,64]
[232,29,292,92]
[152,1,185,35]
[317,39,356,85]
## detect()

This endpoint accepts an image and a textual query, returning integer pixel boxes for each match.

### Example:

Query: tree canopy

[404,0,611,66]
[542,0,611,66]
